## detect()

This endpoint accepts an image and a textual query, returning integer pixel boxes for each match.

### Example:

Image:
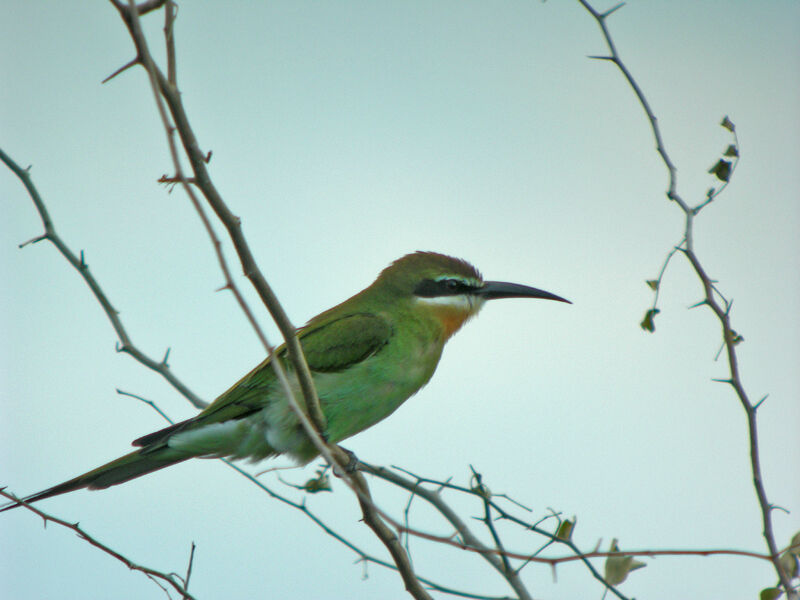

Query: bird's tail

[1,446,192,512]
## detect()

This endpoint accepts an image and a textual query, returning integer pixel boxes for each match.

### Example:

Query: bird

[2,251,569,511]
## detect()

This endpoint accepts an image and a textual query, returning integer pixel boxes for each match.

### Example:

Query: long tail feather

[1,447,191,512]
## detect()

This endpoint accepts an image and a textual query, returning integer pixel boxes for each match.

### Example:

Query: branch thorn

[753,394,769,410]
[18,234,47,248]
[601,2,626,19]
[102,57,140,84]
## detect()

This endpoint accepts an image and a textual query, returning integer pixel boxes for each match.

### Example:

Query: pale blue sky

[2,2,799,599]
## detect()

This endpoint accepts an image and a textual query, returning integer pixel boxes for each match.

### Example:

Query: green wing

[299,313,393,372]
[133,313,392,447]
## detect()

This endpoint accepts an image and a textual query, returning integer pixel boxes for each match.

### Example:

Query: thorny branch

[364,463,628,600]
[577,1,795,596]
[6,142,786,600]
[5,3,795,599]
[0,489,197,600]
[109,1,433,598]
[110,0,328,438]
[0,147,207,410]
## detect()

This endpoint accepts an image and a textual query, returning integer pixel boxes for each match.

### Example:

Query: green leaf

[724,144,739,157]
[604,539,647,586]
[760,587,782,600]
[779,550,798,579]
[556,518,575,541]
[788,530,800,556]
[640,308,660,332]
[646,280,659,291]
[708,159,732,182]
[721,115,736,132]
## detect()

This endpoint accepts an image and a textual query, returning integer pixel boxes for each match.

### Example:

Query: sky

[1,2,799,599]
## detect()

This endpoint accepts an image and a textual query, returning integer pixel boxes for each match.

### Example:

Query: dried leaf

[604,539,647,586]
[724,144,739,157]
[721,115,736,132]
[646,280,659,291]
[640,308,660,332]
[708,159,732,182]
[557,518,575,541]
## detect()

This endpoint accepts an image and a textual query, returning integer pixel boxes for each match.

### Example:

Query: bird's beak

[475,281,571,304]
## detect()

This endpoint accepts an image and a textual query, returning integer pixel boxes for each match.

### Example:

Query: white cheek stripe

[415,294,483,310]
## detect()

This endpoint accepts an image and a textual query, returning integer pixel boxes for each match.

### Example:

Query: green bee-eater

[3,251,569,510]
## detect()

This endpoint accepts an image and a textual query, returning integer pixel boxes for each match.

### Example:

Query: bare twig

[577,2,793,596]
[365,463,625,600]
[109,3,433,597]
[0,148,207,410]
[183,542,196,599]
[0,489,196,600]
[109,0,327,438]
[471,468,512,574]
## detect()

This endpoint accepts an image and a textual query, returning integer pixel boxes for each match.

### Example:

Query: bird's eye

[446,279,459,290]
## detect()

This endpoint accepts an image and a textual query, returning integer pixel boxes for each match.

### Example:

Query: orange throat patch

[432,305,473,340]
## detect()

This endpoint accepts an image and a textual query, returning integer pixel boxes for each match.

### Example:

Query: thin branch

[124,391,486,600]
[471,468,512,574]
[110,4,432,598]
[225,461,485,600]
[0,489,196,600]
[576,0,687,211]
[183,542,196,599]
[365,463,625,600]
[109,0,326,438]
[163,1,177,85]
[577,2,793,596]
[0,147,207,410]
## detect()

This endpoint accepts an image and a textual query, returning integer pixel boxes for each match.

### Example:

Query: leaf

[556,518,575,541]
[640,308,660,332]
[724,144,739,157]
[646,280,659,291]
[708,159,732,182]
[303,470,332,493]
[788,530,800,555]
[760,587,782,600]
[604,539,646,586]
[721,115,736,132]
[778,530,800,579]
[730,329,744,345]
[779,550,798,579]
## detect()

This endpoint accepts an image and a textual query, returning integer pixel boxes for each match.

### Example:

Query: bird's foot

[332,445,359,474]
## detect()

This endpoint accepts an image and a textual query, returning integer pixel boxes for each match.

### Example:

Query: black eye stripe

[414,278,477,297]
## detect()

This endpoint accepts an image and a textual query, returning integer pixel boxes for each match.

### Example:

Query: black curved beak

[474,281,571,304]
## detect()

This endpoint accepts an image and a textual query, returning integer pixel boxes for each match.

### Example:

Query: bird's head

[373,251,571,339]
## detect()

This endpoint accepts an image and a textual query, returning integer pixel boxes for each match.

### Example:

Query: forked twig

[577,1,793,595]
